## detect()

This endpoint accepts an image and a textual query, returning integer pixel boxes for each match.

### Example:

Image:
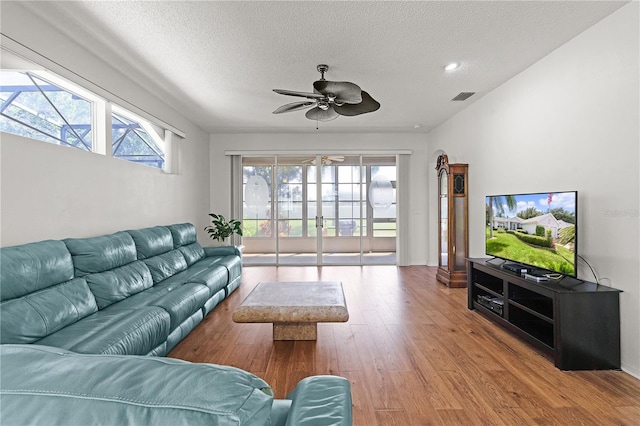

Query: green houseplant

[204,213,243,242]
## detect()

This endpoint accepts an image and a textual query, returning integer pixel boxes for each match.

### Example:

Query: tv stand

[558,275,585,288]
[468,258,621,370]
[485,257,506,267]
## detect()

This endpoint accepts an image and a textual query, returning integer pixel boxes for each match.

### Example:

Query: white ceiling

[21,1,627,134]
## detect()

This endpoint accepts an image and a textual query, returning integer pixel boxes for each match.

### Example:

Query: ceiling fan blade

[305,106,339,122]
[333,91,380,116]
[273,89,324,99]
[273,101,316,114]
[313,80,362,104]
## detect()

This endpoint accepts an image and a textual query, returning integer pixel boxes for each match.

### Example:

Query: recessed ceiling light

[444,62,460,71]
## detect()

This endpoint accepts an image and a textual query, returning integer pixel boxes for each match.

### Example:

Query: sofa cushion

[127,226,174,259]
[64,232,137,277]
[188,265,230,297]
[167,222,198,248]
[85,260,154,309]
[98,279,180,312]
[0,278,98,344]
[0,345,274,426]
[0,240,74,301]
[196,254,243,283]
[149,283,209,330]
[178,242,206,266]
[36,307,170,355]
[101,281,208,332]
[142,249,188,283]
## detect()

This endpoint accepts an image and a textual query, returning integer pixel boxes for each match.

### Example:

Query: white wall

[0,3,211,246]
[428,3,639,376]
[209,133,429,265]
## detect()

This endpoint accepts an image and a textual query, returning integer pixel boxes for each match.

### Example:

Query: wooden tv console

[467,258,621,370]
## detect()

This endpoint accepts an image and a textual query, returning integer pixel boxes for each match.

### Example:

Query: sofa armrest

[285,375,352,426]
[203,245,241,258]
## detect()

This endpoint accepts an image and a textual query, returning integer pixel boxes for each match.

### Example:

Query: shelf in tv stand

[467,258,622,371]
[473,282,502,299]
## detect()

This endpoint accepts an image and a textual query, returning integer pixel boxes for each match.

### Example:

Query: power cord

[543,273,563,280]
[577,254,609,287]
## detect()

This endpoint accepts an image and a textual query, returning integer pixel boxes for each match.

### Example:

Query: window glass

[371,165,397,237]
[0,70,92,150]
[111,109,164,169]
[243,165,273,237]
[277,165,303,237]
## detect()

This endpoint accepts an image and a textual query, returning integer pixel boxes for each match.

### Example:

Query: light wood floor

[168,266,640,425]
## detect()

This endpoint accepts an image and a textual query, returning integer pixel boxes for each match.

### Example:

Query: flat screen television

[486,191,577,277]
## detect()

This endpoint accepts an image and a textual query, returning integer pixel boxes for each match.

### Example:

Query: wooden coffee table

[232,281,349,340]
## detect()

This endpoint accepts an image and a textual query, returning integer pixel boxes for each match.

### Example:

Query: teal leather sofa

[1,344,352,425]
[0,223,241,356]
[0,223,353,424]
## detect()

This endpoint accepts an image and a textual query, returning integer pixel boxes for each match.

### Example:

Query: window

[111,106,165,169]
[241,156,396,239]
[1,59,170,170]
[0,70,93,151]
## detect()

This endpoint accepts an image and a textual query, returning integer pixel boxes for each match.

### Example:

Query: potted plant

[204,213,243,242]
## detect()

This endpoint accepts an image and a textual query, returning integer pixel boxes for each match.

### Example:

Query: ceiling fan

[302,155,345,165]
[273,64,380,122]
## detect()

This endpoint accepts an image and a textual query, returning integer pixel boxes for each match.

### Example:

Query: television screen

[486,191,577,276]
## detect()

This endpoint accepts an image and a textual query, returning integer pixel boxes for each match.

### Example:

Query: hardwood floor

[168,266,640,425]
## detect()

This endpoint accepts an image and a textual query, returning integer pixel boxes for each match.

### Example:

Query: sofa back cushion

[127,226,174,259]
[168,223,205,266]
[167,223,197,248]
[143,250,188,283]
[178,243,206,266]
[0,278,98,344]
[85,261,154,309]
[0,240,74,301]
[64,232,137,277]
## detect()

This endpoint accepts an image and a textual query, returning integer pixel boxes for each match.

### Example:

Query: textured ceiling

[18,1,627,134]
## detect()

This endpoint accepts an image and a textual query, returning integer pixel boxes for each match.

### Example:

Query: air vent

[452,92,475,101]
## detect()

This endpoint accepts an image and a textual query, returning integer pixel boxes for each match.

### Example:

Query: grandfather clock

[436,154,468,288]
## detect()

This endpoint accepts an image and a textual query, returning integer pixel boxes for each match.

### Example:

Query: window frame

[1,43,183,172]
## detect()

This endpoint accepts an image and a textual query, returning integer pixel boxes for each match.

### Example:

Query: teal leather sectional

[0,223,353,425]
[1,345,352,425]
[0,222,242,356]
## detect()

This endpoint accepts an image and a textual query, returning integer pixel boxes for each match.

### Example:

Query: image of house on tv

[491,213,574,240]
[486,192,577,250]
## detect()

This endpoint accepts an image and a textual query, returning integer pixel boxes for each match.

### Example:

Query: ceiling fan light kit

[273,64,380,122]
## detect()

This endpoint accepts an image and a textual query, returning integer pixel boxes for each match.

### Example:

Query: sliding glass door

[241,155,396,265]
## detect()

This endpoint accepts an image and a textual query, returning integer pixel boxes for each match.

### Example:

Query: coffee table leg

[273,323,317,340]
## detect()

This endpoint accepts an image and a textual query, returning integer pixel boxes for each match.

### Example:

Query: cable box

[524,273,549,282]
[477,295,504,316]
[503,263,529,274]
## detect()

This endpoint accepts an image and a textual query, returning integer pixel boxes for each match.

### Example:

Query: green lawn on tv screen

[486,227,575,275]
